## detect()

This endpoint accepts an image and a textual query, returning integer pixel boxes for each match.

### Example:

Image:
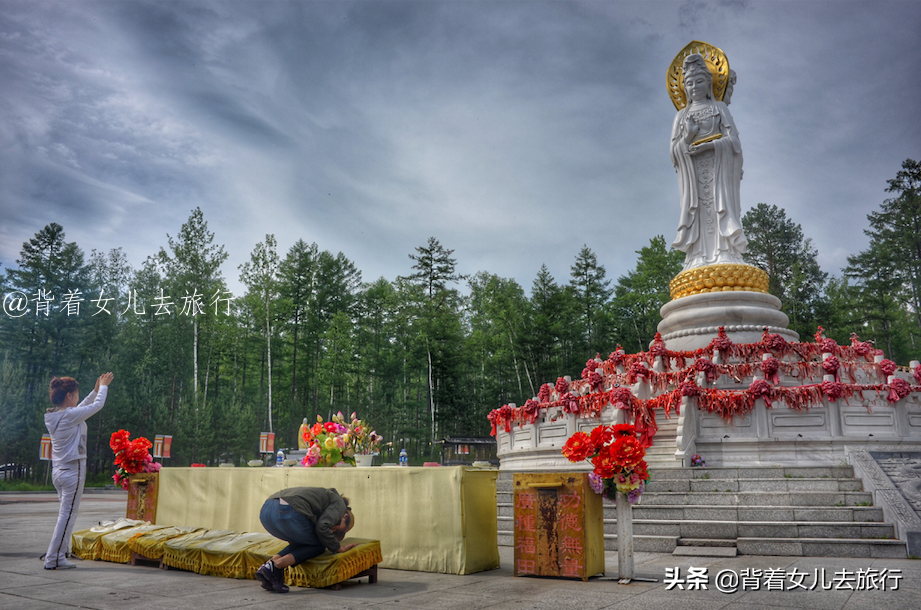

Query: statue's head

[682,54,713,102]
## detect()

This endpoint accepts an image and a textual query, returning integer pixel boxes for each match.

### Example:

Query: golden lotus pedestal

[668,263,769,300]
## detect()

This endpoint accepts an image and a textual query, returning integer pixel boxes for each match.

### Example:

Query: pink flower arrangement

[301,412,383,467]
[301,413,353,467]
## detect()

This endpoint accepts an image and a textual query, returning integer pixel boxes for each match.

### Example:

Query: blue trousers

[259,498,326,565]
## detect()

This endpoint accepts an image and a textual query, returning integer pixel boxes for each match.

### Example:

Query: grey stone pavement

[1,491,918,610]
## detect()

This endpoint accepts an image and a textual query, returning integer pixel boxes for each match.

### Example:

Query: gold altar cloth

[156,466,498,574]
[198,531,280,579]
[100,524,170,563]
[128,525,203,559]
[72,520,145,561]
[287,538,382,588]
[162,529,235,572]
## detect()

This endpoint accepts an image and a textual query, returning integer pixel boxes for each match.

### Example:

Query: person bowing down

[255,486,357,593]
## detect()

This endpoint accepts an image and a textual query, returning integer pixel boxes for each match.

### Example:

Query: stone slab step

[640,491,872,507]
[499,532,906,558]
[736,537,907,559]
[499,503,886,522]
[645,461,685,470]
[646,478,864,493]
[645,445,678,454]
[673,546,738,557]
[603,534,677,553]
[601,519,895,540]
[676,537,737,547]
[651,466,854,480]
[630,504,885,522]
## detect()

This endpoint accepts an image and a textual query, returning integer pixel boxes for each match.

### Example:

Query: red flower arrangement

[562,431,593,462]
[562,423,650,504]
[110,429,160,490]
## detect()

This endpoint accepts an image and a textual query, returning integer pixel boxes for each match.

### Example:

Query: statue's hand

[684,116,699,145]
[688,141,715,155]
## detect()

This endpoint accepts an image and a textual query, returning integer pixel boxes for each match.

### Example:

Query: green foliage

[569,245,613,358]
[611,236,684,352]
[0,479,54,492]
[742,203,827,338]
[843,159,921,362]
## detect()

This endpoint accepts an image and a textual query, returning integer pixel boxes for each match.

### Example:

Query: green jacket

[268,487,347,552]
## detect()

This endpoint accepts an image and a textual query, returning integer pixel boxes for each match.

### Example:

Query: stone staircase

[642,415,683,469]
[496,465,908,558]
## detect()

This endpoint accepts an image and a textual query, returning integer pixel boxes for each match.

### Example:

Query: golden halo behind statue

[667,40,730,110]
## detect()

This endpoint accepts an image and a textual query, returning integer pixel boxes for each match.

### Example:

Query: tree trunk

[266,296,273,434]
[194,317,199,401]
[427,347,436,442]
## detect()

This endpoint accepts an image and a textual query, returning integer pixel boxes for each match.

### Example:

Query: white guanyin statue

[669,50,747,271]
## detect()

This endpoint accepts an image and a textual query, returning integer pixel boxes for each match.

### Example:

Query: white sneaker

[45,560,76,570]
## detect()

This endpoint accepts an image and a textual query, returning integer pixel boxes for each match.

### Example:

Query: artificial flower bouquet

[301,413,354,467]
[691,454,706,467]
[346,411,383,455]
[561,423,650,504]
[110,429,160,490]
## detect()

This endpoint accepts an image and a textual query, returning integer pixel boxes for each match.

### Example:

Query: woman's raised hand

[96,372,115,390]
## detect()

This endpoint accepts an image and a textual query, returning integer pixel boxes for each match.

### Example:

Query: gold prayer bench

[72,522,382,589]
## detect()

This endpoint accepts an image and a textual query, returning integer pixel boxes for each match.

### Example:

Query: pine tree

[569,245,613,357]
[612,236,684,352]
[742,203,827,337]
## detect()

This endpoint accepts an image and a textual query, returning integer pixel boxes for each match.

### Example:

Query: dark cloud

[0,0,918,296]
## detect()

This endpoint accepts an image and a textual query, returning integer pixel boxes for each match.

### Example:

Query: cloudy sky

[1,0,919,298]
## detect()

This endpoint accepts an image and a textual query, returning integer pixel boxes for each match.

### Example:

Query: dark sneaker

[256,561,288,593]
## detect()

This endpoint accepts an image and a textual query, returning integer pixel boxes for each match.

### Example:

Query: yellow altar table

[155,466,498,575]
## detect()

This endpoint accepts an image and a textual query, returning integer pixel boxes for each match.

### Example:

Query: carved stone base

[846,447,921,558]
[657,291,798,352]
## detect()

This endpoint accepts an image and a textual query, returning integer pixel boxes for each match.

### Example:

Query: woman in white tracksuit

[43,372,114,570]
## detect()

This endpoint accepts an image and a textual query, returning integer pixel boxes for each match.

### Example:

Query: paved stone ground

[1,491,918,609]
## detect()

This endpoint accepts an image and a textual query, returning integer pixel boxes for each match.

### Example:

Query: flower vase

[354,454,374,468]
[615,489,634,582]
